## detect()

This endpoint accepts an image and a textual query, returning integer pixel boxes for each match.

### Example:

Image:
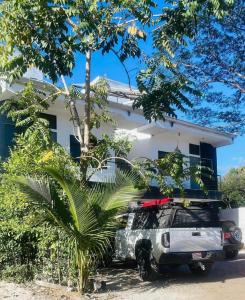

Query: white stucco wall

[0,76,234,185]
[44,99,205,186]
[220,208,245,243]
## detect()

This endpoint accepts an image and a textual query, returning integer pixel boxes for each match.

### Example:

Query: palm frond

[87,170,145,237]
[14,176,52,206]
[13,168,146,265]
[13,176,75,238]
[45,167,105,238]
[90,170,144,211]
[44,166,87,231]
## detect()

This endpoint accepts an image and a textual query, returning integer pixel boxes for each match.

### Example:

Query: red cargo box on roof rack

[141,198,173,207]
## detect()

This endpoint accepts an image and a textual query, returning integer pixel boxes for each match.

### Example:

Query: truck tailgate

[169,227,223,252]
[169,208,222,252]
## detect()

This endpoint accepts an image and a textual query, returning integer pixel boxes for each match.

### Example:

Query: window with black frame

[0,112,22,160]
[189,144,200,156]
[158,151,168,159]
[70,135,81,162]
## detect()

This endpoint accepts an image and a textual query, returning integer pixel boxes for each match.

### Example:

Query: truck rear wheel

[136,248,152,281]
[189,262,213,275]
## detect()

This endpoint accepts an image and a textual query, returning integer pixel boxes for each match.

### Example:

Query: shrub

[0,265,34,284]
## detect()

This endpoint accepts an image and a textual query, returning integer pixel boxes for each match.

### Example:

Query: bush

[0,265,34,283]
[221,167,245,207]
[0,124,79,285]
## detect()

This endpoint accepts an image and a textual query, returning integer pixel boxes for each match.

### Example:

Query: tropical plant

[134,151,210,196]
[0,114,81,283]
[221,166,245,207]
[13,167,144,292]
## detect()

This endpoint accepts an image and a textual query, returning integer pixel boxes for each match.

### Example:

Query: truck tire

[225,249,239,259]
[189,262,213,276]
[136,247,152,281]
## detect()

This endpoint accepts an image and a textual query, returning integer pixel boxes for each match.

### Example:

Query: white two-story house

[0,69,235,199]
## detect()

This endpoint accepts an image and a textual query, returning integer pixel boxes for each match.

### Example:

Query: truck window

[172,208,220,228]
[132,208,172,230]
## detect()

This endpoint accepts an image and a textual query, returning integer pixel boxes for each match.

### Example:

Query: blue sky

[217,136,245,176]
[67,51,245,177]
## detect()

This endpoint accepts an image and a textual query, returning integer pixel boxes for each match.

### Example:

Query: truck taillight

[162,232,170,248]
[224,232,231,240]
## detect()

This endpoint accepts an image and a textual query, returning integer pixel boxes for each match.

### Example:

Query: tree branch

[61,75,83,144]
[110,48,132,90]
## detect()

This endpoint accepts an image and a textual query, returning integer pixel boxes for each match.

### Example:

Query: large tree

[0,0,233,161]
[174,0,245,134]
[221,166,245,207]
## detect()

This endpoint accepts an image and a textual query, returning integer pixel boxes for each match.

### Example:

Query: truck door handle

[192,232,201,236]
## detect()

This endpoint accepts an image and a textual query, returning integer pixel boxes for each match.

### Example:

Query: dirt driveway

[1,250,245,300]
[98,250,245,300]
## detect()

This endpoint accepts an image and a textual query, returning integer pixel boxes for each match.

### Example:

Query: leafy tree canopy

[0,0,234,122]
[173,0,245,134]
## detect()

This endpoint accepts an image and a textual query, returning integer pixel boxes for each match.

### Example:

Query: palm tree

[13,166,144,292]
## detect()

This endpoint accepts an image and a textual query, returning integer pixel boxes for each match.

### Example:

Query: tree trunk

[69,97,83,143]
[61,75,83,143]
[83,50,92,153]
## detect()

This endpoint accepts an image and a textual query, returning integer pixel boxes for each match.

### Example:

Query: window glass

[158,151,168,159]
[190,156,201,189]
[0,123,16,161]
[51,131,57,142]
[172,208,220,228]
[189,144,200,156]
[132,208,172,229]
[39,113,57,130]
[70,135,81,162]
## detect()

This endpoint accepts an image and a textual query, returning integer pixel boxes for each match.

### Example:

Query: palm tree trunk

[76,247,90,293]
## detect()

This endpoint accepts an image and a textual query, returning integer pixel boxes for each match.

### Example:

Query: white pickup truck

[115,202,224,280]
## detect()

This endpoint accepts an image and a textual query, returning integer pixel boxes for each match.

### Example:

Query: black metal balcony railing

[115,156,220,199]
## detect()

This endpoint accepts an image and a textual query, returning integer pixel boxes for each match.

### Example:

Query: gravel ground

[0,281,81,300]
[1,250,245,300]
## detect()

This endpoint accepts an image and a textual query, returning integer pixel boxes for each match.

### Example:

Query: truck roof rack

[128,198,224,211]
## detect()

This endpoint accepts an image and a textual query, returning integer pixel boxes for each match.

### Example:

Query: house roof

[89,77,235,146]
